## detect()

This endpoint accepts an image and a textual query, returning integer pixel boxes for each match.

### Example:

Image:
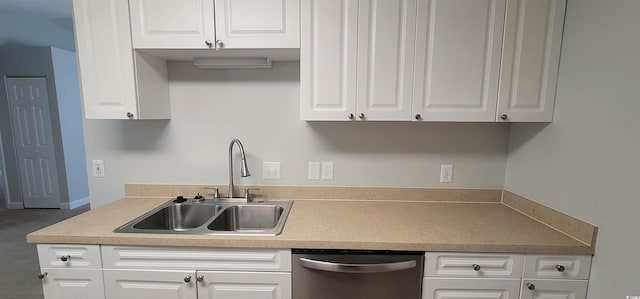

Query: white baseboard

[60,197,90,210]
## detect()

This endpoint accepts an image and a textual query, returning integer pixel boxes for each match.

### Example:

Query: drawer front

[425,252,523,278]
[40,268,105,299]
[523,255,592,279]
[37,244,102,269]
[520,279,588,299]
[422,278,521,299]
[102,246,291,272]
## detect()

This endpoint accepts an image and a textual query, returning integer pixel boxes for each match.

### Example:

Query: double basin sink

[115,197,293,236]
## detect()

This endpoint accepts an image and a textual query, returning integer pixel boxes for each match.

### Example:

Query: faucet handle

[243,188,260,202]
[204,187,220,199]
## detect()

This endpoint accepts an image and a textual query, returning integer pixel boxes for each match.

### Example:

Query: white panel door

[300,0,359,121]
[413,0,506,121]
[520,279,588,299]
[104,269,196,299]
[497,0,566,122]
[72,0,138,119]
[355,0,417,121]
[198,271,291,299]
[129,0,216,49]
[214,0,300,48]
[422,277,521,299]
[6,78,60,208]
[41,269,105,299]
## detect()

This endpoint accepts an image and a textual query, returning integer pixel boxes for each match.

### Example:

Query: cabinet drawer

[523,255,592,279]
[37,244,102,269]
[520,279,588,299]
[425,252,523,278]
[40,268,105,299]
[102,246,291,271]
[422,278,521,299]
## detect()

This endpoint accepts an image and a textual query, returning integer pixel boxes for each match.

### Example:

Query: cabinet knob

[216,40,224,49]
[415,114,422,120]
[205,40,213,47]
[196,275,204,283]
[555,264,566,272]
[126,112,134,118]
[59,255,71,262]
[358,113,366,119]
[500,114,508,120]
[472,264,481,271]
[526,282,536,290]
[37,272,48,279]
[184,276,192,283]
[348,113,354,120]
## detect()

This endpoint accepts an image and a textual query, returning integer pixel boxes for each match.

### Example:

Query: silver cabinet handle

[126,112,134,118]
[358,113,366,119]
[526,282,535,290]
[415,114,422,120]
[556,264,566,272]
[205,40,213,47]
[348,113,354,120]
[196,275,204,283]
[184,276,192,283]
[59,255,71,262]
[216,40,224,49]
[38,272,48,279]
[472,264,481,271]
[299,258,416,273]
[500,114,508,120]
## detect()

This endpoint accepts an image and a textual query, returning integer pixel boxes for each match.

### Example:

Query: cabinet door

[422,278,521,299]
[103,269,197,299]
[355,0,417,121]
[497,0,566,122]
[198,271,291,299]
[300,0,359,121]
[214,0,300,49]
[412,0,506,121]
[129,0,216,49]
[520,279,588,299]
[72,0,138,119]
[41,269,105,299]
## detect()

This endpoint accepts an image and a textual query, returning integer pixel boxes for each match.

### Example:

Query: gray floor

[0,205,89,299]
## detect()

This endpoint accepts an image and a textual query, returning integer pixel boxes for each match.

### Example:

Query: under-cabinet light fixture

[193,57,272,69]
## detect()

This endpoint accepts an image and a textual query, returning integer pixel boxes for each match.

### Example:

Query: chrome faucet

[227,139,250,198]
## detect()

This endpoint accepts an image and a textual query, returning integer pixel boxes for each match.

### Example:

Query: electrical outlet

[262,162,281,180]
[92,160,105,178]
[321,162,334,180]
[440,164,453,183]
[308,162,321,180]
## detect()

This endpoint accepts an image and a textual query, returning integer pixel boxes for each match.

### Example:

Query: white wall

[504,0,640,297]
[0,11,75,51]
[83,61,510,208]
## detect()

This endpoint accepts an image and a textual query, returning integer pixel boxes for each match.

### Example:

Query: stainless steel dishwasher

[292,249,424,299]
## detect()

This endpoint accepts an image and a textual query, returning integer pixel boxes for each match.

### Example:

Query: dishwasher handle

[299,257,417,273]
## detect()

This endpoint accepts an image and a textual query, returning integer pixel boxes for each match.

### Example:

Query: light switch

[308,162,321,180]
[440,164,453,183]
[262,162,281,180]
[92,160,105,178]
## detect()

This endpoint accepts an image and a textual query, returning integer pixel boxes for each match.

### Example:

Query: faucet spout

[228,139,250,198]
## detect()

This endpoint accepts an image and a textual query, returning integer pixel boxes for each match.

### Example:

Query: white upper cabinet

[412,0,506,122]
[73,0,170,119]
[300,0,359,121]
[301,0,417,121]
[497,0,567,122]
[129,0,216,49]
[129,0,300,49]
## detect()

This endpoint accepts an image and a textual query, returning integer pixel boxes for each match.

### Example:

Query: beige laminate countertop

[27,197,593,255]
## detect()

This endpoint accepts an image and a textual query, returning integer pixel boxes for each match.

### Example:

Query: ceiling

[0,0,72,19]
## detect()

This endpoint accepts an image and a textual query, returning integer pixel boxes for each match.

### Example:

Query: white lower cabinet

[520,279,588,299]
[423,278,520,299]
[104,269,196,299]
[199,271,291,299]
[41,269,105,299]
[422,253,591,299]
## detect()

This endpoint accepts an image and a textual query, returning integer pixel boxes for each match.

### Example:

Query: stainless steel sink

[115,198,292,236]
[208,205,285,232]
